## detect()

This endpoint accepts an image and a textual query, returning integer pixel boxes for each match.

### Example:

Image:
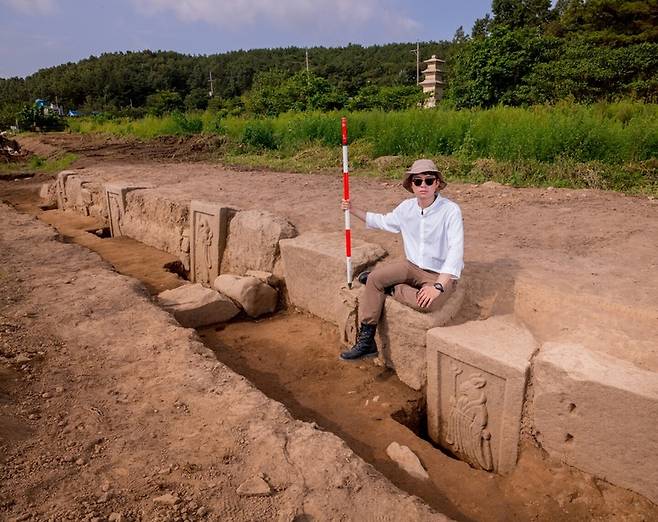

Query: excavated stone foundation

[46,167,658,505]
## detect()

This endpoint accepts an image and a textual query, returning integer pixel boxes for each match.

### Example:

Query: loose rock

[153,492,180,505]
[236,475,272,497]
[386,442,429,480]
[158,283,239,328]
[213,275,277,318]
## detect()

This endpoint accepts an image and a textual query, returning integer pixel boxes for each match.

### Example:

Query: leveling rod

[341,117,353,288]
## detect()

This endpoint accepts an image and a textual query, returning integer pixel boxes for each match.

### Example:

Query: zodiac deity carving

[196,217,214,283]
[108,193,122,236]
[446,361,494,471]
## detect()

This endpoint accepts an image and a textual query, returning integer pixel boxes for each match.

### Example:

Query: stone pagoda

[420,55,445,108]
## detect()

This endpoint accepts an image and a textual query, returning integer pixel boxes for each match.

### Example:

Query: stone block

[378,298,435,390]
[426,315,537,473]
[105,182,153,238]
[189,200,234,285]
[158,283,239,328]
[534,343,658,503]
[213,274,277,318]
[279,232,386,324]
[39,182,56,205]
[336,281,466,391]
[66,177,96,215]
[221,210,297,275]
[118,191,188,257]
[55,170,76,209]
[337,285,360,349]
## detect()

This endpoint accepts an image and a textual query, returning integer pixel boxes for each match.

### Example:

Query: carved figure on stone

[446,361,493,471]
[196,217,214,284]
[108,193,122,236]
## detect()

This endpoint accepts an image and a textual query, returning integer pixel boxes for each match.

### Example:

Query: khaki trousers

[360,260,453,325]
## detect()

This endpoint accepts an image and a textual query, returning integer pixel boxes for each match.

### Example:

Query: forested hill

[0,42,451,113]
[1,0,657,125]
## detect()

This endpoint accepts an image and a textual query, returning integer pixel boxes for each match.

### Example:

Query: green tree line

[1,0,656,130]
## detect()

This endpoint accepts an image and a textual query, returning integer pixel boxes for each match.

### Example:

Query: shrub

[241,120,278,149]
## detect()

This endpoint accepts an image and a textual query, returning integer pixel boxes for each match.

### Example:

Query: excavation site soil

[1,133,657,522]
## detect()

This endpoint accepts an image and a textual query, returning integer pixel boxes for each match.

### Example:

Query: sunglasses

[412,176,437,187]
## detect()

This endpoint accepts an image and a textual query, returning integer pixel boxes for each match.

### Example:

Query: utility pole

[305,49,310,73]
[208,71,215,98]
[411,42,420,85]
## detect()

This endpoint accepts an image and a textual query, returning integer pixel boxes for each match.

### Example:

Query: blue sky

[1,0,493,78]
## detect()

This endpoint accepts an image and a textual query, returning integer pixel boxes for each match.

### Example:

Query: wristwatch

[433,282,445,293]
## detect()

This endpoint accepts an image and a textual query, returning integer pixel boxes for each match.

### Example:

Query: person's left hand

[416,285,441,308]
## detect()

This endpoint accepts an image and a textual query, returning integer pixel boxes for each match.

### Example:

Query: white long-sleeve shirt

[365,195,464,278]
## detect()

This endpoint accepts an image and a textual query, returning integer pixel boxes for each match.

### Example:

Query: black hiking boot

[340,322,378,360]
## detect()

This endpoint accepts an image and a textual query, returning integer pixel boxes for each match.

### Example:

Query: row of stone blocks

[51,172,297,284]
[279,232,658,504]
[51,172,658,503]
[428,318,658,504]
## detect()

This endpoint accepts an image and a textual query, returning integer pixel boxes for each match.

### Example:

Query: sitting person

[340,158,464,360]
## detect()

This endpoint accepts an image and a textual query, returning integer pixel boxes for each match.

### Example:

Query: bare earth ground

[1,133,657,521]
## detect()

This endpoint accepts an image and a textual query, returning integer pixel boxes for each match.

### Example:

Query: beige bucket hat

[402,159,447,193]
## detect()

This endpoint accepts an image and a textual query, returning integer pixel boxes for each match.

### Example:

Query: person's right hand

[341,199,351,211]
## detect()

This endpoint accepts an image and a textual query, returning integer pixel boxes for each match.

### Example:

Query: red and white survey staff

[341,117,353,288]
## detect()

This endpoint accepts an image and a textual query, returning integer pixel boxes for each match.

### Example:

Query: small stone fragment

[236,475,272,497]
[108,514,123,522]
[213,275,278,318]
[386,442,429,480]
[245,270,277,286]
[158,284,239,328]
[153,493,180,505]
[97,491,112,503]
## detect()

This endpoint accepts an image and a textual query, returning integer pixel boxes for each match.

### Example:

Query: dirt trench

[2,178,657,522]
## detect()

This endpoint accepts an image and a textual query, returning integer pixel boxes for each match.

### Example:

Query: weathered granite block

[337,281,466,390]
[379,298,434,390]
[279,232,386,324]
[104,182,153,238]
[64,177,101,216]
[39,182,56,206]
[189,200,234,285]
[213,274,277,318]
[157,283,239,328]
[534,343,658,504]
[427,315,537,473]
[119,191,188,257]
[221,210,297,275]
[55,170,76,209]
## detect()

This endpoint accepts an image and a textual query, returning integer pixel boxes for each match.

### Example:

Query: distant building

[35,98,64,116]
[420,55,445,108]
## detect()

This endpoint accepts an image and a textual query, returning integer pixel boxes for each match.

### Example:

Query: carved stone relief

[189,200,233,285]
[426,317,536,474]
[445,361,493,471]
[104,183,152,238]
[55,171,75,209]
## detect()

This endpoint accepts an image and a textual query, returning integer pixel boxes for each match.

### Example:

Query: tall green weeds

[65,101,658,195]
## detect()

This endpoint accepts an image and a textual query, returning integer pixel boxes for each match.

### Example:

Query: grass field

[65,102,658,195]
